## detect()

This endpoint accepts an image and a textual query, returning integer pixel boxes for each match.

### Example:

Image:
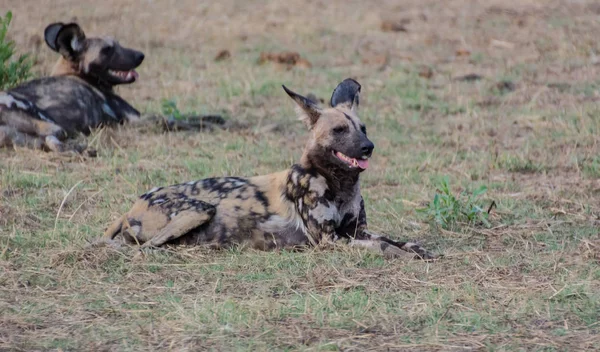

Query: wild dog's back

[5,76,138,135]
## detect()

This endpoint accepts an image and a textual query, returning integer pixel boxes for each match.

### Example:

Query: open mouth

[334,151,369,170]
[108,69,139,81]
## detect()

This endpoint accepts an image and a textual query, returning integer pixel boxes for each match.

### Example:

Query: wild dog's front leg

[339,198,437,260]
[350,229,437,260]
[288,171,338,247]
[304,216,337,248]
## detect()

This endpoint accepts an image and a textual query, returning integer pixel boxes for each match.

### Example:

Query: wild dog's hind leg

[104,195,216,248]
[31,120,81,154]
[0,125,45,149]
[12,114,88,154]
[1,108,69,150]
[141,205,216,248]
[349,230,437,260]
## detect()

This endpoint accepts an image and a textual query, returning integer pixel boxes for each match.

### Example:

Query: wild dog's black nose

[135,52,145,65]
[361,141,374,156]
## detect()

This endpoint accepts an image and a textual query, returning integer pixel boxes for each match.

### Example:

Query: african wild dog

[0,22,144,153]
[103,79,436,260]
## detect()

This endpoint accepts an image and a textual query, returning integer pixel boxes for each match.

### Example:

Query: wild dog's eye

[360,125,367,135]
[333,126,347,134]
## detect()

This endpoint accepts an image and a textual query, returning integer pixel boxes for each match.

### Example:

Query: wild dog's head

[283,79,374,174]
[44,23,144,88]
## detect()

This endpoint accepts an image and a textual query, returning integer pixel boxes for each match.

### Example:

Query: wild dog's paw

[401,242,440,261]
[71,142,96,157]
[84,148,98,158]
[44,135,66,152]
[84,238,123,250]
[379,243,420,260]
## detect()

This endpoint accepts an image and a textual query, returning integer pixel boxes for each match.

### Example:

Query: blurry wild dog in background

[103,79,437,260]
[0,22,144,153]
[0,22,222,154]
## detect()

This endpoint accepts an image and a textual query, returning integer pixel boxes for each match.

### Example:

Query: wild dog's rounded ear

[283,85,322,128]
[330,78,361,113]
[44,23,65,52]
[45,23,86,58]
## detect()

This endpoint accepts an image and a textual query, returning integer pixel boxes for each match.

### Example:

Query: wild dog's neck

[50,57,80,77]
[299,152,361,195]
[50,57,114,92]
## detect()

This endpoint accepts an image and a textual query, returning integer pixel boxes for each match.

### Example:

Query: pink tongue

[131,70,139,79]
[356,159,369,169]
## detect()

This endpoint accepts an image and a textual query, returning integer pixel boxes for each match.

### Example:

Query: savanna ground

[1,0,600,350]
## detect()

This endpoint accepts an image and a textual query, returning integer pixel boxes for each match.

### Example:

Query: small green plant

[0,11,33,90]
[418,176,490,230]
[160,99,185,121]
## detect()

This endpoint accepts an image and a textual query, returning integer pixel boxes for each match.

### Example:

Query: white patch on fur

[311,202,339,225]
[151,198,166,205]
[71,37,82,52]
[148,187,161,194]
[292,215,305,232]
[0,93,54,123]
[36,112,53,123]
[102,103,117,119]
[309,175,328,196]
[231,180,247,187]
[0,93,27,110]
[124,111,141,123]
[260,213,307,234]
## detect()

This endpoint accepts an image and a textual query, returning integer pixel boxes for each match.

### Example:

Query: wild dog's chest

[285,165,361,229]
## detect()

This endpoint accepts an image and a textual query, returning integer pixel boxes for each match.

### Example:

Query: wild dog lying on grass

[103,79,437,260]
[0,22,222,154]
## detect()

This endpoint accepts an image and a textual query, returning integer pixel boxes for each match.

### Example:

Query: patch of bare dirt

[258,51,312,69]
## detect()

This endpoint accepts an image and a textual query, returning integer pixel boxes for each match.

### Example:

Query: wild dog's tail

[103,214,127,240]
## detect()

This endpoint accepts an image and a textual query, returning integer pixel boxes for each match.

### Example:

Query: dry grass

[1,0,600,350]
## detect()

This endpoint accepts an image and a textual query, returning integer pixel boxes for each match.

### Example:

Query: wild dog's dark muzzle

[99,47,145,85]
[361,140,374,158]
[111,48,145,70]
[333,137,374,171]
